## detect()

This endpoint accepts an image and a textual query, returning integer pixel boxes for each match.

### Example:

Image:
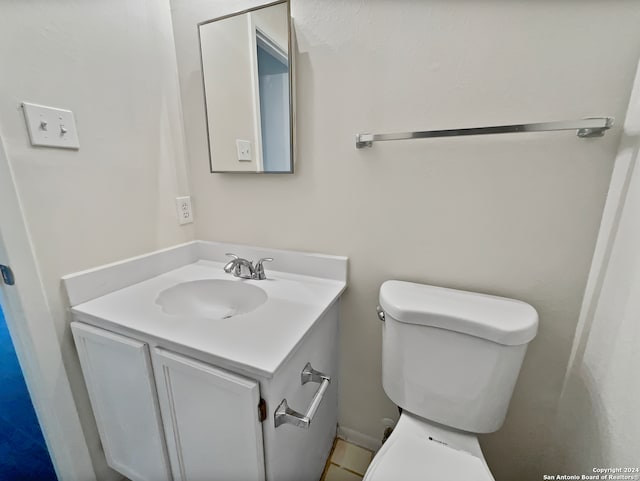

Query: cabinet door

[71,322,171,481]
[152,348,265,481]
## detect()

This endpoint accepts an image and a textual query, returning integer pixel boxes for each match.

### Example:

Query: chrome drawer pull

[274,362,331,429]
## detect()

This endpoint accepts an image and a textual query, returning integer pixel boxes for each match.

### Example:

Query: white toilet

[364,280,538,481]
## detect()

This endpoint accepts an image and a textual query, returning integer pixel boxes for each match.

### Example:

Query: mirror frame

[197,0,295,174]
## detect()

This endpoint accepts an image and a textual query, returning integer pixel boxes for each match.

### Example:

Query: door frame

[247,11,293,172]
[0,135,96,481]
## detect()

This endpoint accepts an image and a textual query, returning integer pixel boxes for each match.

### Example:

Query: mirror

[198,1,293,173]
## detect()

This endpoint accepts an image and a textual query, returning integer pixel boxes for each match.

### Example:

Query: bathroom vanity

[63,241,347,481]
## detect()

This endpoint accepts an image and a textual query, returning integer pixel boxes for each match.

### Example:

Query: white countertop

[71,259,346,378]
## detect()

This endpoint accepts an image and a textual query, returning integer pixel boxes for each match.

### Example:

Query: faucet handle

[223,253,240,275]
[254,257,273,280]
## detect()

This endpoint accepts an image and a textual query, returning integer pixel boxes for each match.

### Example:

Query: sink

[156,279,268,320]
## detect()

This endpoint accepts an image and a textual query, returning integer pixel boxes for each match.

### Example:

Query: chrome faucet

[223,253,273,280]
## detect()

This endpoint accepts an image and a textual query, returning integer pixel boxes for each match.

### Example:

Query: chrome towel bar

[355,117,615,149]
[274,362,331,429]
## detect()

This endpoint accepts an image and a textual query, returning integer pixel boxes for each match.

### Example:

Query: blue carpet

[0,304,57,480]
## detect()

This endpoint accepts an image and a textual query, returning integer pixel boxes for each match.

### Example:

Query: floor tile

[330,439,373,476]
[324,464,363,481]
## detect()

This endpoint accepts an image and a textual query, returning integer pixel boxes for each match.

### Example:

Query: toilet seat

[363,412,495,481]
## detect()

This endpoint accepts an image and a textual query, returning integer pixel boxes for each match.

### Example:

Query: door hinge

[258,398,267,422]
[0,265,15,286]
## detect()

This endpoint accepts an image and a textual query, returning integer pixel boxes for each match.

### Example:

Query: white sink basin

[156,279,268,320]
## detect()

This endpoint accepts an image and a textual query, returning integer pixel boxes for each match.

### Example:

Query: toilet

[364,280,538,481]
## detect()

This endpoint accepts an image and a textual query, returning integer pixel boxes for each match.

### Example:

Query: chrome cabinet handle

[274,362,331,429]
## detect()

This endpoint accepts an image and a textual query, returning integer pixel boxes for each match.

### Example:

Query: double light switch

[22,102,80,149]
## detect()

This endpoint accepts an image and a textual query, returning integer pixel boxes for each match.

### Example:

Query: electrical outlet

[236,139,252,161]
[175,196,193,225]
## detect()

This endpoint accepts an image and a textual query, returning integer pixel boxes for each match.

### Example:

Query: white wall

[551,63,640,474]
[172,1,640,480]
[0,0,193,478]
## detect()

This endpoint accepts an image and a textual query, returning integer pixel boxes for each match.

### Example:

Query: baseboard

[337,426,382,452]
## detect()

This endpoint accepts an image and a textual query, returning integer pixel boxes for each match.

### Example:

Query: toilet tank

[379,280,538,434]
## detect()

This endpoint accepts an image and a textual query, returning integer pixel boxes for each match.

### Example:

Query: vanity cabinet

[72,323,266,481]
[64,240,345,481]
[63,241,348,481]
[152,348,265,481]
[71,301,339,481]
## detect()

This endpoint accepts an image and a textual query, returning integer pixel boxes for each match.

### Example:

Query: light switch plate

[175,196,194,225]
[236,139,252,161]
[22,102,80,149]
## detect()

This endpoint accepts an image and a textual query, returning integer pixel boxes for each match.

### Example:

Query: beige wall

[171,0,266,176]
[173,1,640,480]
[252,3,289,52]
[551,63,640,474]
[0,0,193,478]
[173,0,289,173]
[200,13,258,172]
[2,0,640,479]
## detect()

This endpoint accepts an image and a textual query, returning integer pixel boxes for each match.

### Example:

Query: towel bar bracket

[274,362,331,429]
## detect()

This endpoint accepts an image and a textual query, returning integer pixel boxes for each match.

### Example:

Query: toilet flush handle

[376,305,386,322]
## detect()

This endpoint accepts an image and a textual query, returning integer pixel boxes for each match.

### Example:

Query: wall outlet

[236,139,252,161]
[175,196,193,225]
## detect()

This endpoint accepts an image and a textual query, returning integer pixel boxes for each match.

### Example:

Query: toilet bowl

[366,280,538,480]
[363,412,493,481]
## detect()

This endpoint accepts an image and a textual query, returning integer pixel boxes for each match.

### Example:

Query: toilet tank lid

[379,281,538,346]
